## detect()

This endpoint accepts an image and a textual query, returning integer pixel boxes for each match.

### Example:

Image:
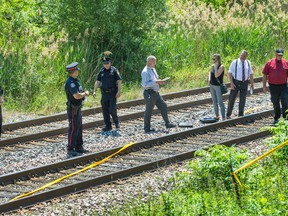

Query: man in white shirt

[226,50,254,118]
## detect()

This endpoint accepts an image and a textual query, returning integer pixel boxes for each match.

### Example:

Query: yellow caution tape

[244,104,269,114]
[231,139,288,188]
[11,142,135,201]
[231,172,243,188]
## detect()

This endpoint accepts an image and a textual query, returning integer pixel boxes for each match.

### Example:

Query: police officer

[93,57,122,131]
[0,85,4,136]
[64,62,89,157]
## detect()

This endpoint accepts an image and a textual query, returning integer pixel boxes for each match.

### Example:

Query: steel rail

[0,87,264,148]
[0,109,273,186]
[2,77,262,131]
[0,110,272,213]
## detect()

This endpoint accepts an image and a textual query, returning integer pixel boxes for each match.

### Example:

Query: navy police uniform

[64,62,86,156]
[96,58,121,131]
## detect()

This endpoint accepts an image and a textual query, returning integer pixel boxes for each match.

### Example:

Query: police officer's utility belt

[67,102,82,116]
[67,102,82,109]
[101,88,116,94]
[144,89,156,93]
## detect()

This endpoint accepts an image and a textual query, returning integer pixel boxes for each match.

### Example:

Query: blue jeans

[210,84,226,119]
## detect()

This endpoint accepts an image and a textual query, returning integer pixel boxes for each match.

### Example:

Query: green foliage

[263,118,288,161]
[1,0,288,113]
[0,0,167,112]
[105,122,288,215]
[191,145,248,190]
[150,0,288,76]
[106,142,288,215]
[40,0,168,80]
[198,0,230,9]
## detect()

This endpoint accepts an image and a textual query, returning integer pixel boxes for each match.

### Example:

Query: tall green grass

[150,0,288,78]
[1,0,287,114]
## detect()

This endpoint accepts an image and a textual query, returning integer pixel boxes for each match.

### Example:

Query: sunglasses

[103,62,110,64]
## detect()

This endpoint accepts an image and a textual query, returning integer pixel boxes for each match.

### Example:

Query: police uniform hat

[66,62,80,72]
[102,57,111,63]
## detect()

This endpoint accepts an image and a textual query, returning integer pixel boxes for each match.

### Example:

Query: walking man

[65,62,89,158]
[141,55,176,133]
[262,48,288,124]
[93,57,122,131]
[226,50,254,118]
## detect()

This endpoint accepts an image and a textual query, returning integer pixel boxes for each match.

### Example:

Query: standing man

[226,50,254,118]
[262,48,288,124]
[93,57,122,132]
[141,55,176,133]
[0,85,3,137]
[65,62,89,158]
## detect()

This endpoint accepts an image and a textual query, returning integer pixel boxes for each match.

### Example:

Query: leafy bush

[263,118,288,162]
[106,135,288,215]
[1,0,288,113]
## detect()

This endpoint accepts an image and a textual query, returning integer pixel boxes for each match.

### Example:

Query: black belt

[101,88,116,94]
[234,79,248,83]
[144,89,156,93]
[268,83,287,86]
[67,102,82,109]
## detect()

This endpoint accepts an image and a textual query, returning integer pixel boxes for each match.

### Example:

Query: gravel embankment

[1,93,274,215]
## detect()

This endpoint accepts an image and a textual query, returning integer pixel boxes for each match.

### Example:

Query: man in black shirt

[93,57,122,132]
[64,62,89,158]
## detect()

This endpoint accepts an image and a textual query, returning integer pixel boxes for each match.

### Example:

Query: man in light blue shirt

[141,55,176,133]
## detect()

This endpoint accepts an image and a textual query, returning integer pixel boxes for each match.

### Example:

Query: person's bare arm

[262,74,268,93]
[93,80,100,97]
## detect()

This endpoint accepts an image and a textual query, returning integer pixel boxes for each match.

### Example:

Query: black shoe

[102,126,112,132]
[115,122,120,129]
[67,150,82,158]
[145,128,155,133]
[272,120,278,125]
[76,148,89,153]
[165,123,176,129]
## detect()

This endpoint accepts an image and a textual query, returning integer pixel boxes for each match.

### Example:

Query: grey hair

[241,50,248,56]
[147,55,156,63]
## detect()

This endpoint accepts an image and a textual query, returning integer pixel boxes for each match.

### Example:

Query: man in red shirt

[262,48,288,124]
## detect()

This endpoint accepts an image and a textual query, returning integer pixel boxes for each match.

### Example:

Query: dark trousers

[67,107,83,150]
[0,106,2,136]
[143,90,170,131]
[101,94,119,128]
[226,80,249,117]
[269,83,288,121]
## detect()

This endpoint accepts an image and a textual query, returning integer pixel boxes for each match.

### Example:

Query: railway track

[0,78,273,176]
[0,110,274,213]
[3,77,262,130]
[0,78,264,149]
